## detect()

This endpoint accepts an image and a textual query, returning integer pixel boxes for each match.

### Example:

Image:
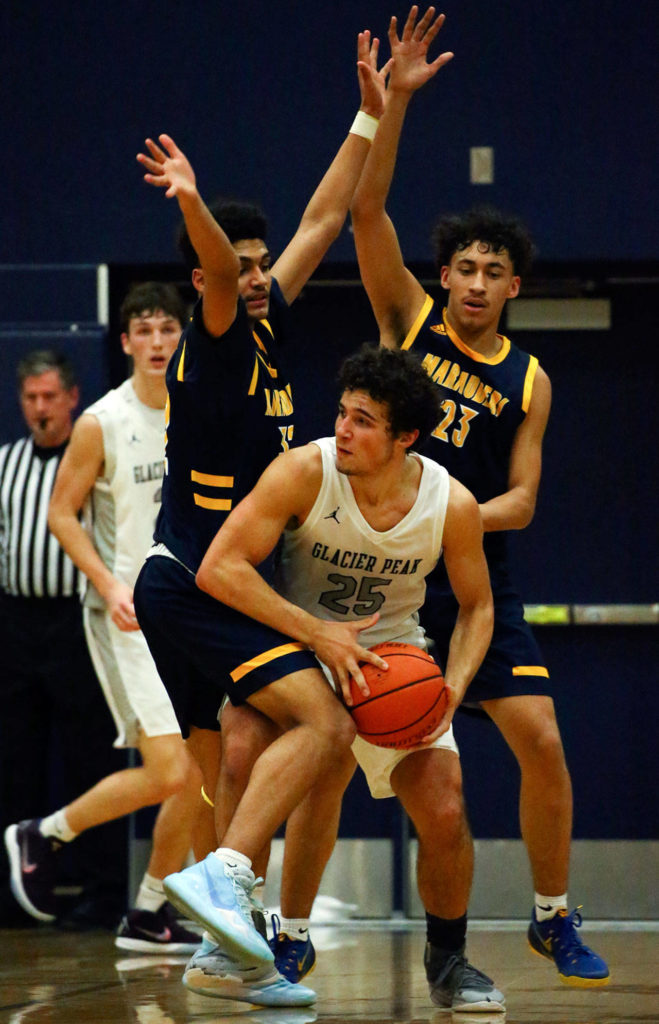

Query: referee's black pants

[0,594,128,922]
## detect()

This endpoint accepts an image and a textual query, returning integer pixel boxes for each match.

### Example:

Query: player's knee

[522,723,568,776]
[322,707,356,753]
[222,727,264,790]
[157,761,191,799]
[421,783,467,845]
[143,746,194,800]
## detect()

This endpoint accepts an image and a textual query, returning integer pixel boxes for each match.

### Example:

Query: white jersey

[276,437,450,650]
[83,379,165,608]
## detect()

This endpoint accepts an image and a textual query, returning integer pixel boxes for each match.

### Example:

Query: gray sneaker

[424,942,505,1012]
[183,934,316,1007]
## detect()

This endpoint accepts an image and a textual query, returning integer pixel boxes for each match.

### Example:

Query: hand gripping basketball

[348,641,447,749]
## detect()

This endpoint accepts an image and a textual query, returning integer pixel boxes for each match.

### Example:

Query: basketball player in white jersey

[192,344,505,1012]
[5,283,211,952]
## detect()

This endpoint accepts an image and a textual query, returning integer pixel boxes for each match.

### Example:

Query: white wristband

[349,110,379,142]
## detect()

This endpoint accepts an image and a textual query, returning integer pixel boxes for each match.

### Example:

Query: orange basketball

[348,641,447,749]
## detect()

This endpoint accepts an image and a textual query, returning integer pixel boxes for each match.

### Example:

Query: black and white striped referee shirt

[0,436,81,598]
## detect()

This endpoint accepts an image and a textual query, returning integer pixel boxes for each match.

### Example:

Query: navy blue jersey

[403,296,550,698]
[402,296,539,577]
[155,279,296,571]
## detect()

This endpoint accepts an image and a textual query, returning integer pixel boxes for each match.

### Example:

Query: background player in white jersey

[5,283,210,953]
[193,344,505,1013]
[349,4,609,988]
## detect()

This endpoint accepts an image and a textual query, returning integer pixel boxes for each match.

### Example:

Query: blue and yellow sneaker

[528,907,610,987]
[269,915,317,983]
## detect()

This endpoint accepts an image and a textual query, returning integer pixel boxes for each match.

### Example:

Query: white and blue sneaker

[164,854,273,967]
[183,934,316,1007]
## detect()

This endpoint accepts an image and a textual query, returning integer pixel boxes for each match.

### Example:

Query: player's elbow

[195,558,229,601]
[47,503,65,542]
[516,496,537,530]
[482,598,495,647]
[304,209,346,253]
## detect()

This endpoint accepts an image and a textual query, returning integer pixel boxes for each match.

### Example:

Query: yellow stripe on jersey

[401,294,434,350]
[176,341,187,381]
[522,355,539,413]
[248,356,259,395]
[258,350,278,379]
[253,330,268,354]
[230,642,308,683]
[191,471,234,511]
[193,494,232,511]
[443,309,511,365]
[191,471,234,487]
[512,665,550,677]
[258,318,274,339]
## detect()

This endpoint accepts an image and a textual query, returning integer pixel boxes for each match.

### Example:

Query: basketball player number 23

[432,400,478,447]
[319,574,391,616]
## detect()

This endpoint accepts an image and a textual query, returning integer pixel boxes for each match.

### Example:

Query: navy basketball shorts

[422,582,551,707]
[134,555,319,738]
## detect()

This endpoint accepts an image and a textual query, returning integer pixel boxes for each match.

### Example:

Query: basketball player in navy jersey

[348,5,610,991]
[130,30,398,1009]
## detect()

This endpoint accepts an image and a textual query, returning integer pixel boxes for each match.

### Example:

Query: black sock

[426,911,467,953]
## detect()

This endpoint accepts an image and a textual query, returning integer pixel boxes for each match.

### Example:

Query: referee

[0,350,126,929]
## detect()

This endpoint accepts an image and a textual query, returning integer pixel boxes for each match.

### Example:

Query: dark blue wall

[2,1,658,266]
[1,0,657,850]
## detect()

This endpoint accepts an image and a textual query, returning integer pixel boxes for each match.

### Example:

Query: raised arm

[351,6,453,346]
[271,30,389,305]
[137,134,240,337]
[195,446,386,700]
[480,366,552,532]
[48,416,139,631]
[428,477,493,736]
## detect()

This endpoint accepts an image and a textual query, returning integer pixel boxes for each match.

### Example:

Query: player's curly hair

[177,198,268,271]
[431,205,535,278]
[337,344,441,451]
[119,281,187,333]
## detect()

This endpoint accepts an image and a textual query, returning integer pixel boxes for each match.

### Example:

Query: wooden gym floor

[0,920,656,1023]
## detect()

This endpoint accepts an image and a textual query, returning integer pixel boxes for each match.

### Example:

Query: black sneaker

[4,819,60,922]
[424,941,506,1012]
[115,901,202,953]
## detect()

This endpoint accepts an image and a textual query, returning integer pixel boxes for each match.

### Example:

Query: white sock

[39,809,77,843]
[279,916,310,940]
[135,872,166,913]
[535,892,567,922]
[214,847,252,872]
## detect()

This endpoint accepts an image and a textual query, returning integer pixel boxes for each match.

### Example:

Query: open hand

[388,5,454,95]
[137,134,197,200]
[357,29,393,119]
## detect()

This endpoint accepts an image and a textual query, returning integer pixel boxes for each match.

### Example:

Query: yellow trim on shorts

[191,471,234,487]
[201,785,215,808]
[230,642,308,683]
[193,494,232,510]
[512,665,550,677]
